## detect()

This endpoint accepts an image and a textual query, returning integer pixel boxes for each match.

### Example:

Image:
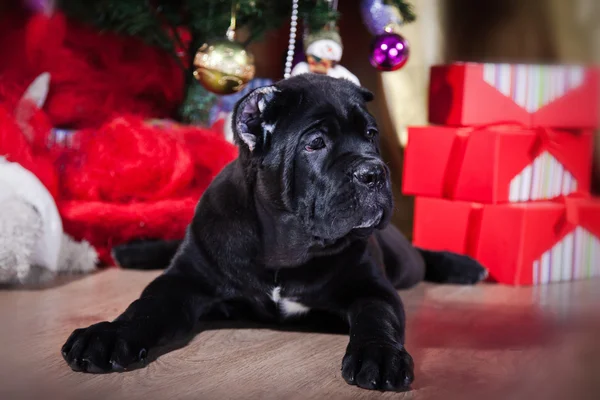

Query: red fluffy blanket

[0,5,238,265]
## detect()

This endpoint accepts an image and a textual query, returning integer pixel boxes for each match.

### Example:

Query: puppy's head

[233,74,392,249]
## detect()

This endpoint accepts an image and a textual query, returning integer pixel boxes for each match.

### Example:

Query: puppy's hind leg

[112,239,183,270]
[417,249,488,285]
[374,225,488,288]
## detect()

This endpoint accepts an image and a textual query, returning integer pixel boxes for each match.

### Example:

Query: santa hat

[304,29,343,62]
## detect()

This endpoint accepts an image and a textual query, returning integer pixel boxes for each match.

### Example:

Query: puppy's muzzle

[352,160,387,190]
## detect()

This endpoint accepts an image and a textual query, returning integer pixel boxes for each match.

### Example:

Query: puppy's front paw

[341,343,414,392]
[61,321,148,373]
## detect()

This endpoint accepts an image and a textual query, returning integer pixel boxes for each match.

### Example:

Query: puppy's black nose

[353,161,386,189]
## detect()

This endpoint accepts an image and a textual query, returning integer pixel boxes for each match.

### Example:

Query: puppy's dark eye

[305,137,326,152]
[365,128,378,139]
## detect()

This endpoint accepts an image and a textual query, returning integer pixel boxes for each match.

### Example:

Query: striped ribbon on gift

[483,64,585,112]
[509,151,578,203]
[532,227,600,285]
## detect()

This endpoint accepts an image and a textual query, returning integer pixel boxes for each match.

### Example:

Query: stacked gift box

[403,62,600,285]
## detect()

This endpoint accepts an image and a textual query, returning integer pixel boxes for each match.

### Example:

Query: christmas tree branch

[386,0,416,23]
[57,0,416,55]
[300,0,339,32]
[146,7,187,73]
[56,0,416,124]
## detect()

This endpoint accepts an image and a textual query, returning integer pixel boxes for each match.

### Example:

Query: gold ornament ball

[193,39,256,95]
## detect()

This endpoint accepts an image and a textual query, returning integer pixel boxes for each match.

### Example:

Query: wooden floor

[1,270,600,400]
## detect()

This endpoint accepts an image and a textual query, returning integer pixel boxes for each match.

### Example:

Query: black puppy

[62,74,486,391]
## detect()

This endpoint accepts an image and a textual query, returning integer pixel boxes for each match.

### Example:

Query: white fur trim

[57,234,98,274]
[0,198,40,283]
[290,62,311,77]
[306,40,343,62]
[0,158,62,273]
[20,72,51,109]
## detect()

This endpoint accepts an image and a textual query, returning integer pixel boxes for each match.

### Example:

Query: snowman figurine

[291,28,360,86]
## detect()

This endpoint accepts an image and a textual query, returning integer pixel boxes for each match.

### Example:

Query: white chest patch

[270,287,310,317]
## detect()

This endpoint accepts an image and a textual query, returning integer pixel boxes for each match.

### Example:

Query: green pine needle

[386,0,416,23]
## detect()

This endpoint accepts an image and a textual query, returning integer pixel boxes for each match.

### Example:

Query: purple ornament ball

[369,32,410,72]
[360,0,404,36]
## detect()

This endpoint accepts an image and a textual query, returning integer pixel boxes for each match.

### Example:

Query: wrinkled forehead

[280,76,366,104]
[274,90,374,134]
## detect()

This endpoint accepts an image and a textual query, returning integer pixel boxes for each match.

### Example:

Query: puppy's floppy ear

[358,87,374,102]
[232,85,279,152]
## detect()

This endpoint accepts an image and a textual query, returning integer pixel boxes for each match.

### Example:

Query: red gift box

[413,196,600,285]
[429,63,600,128]
[402,125,593,204]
